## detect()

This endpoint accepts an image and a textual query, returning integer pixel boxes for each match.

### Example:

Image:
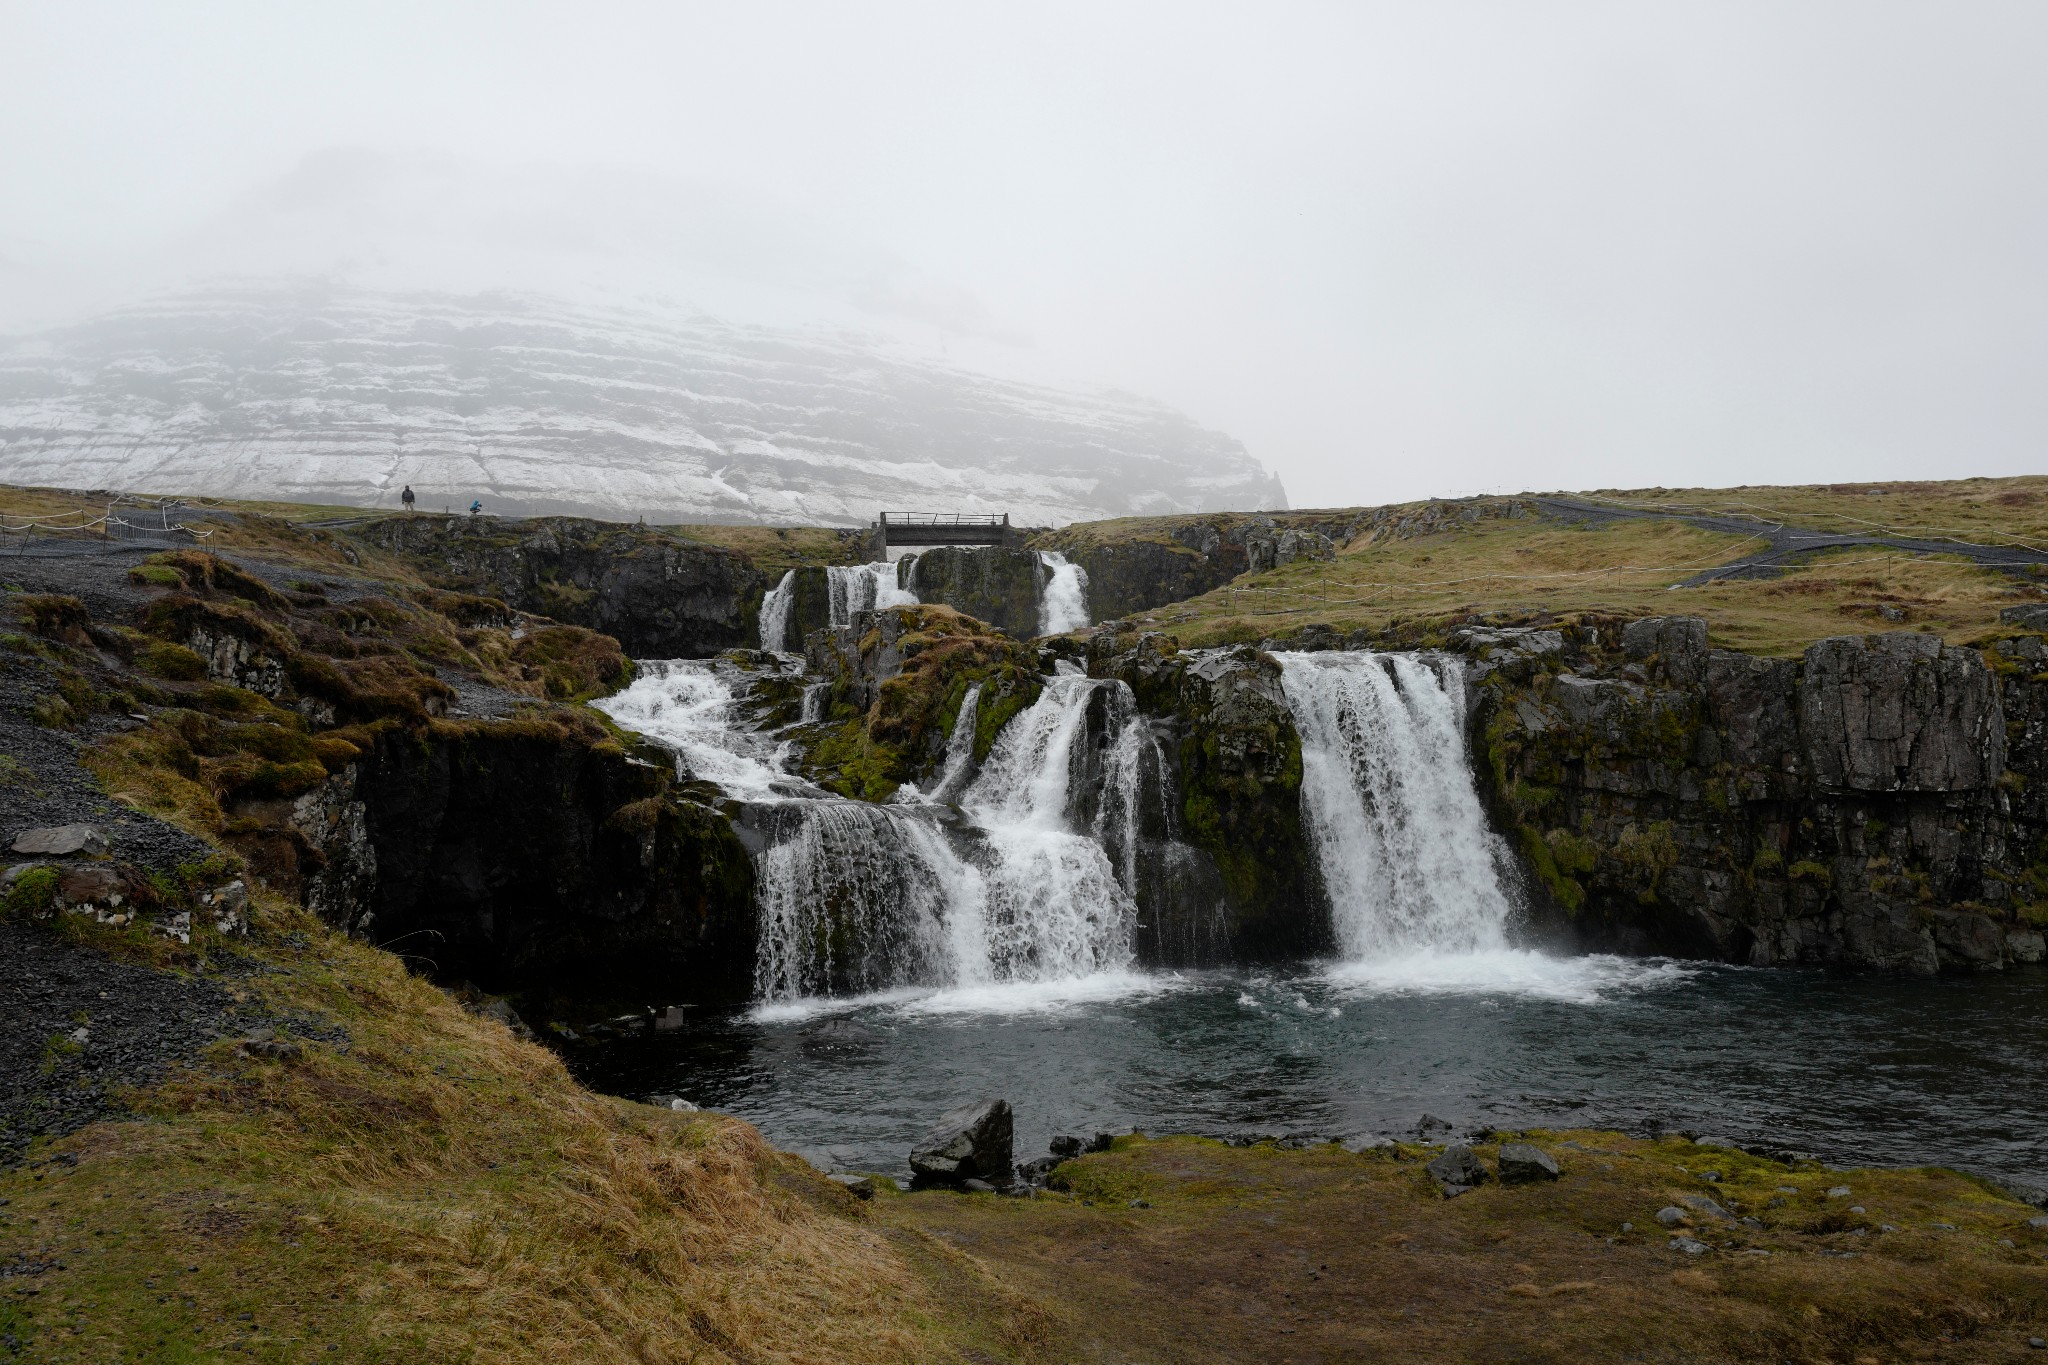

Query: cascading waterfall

[1036,551,1091,635]
[828,562,917,622]
[758,571,796,652]
[756,563,918,654]
[959,674,1138,979]
[1275,651,1516,959]
[601,661,1145,1004]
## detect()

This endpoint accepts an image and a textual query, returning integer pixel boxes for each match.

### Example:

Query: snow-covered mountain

[0,286,1285,525]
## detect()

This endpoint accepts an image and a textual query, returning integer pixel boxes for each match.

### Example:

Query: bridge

[874,512,1019,556]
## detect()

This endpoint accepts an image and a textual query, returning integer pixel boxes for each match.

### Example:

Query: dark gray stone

[11,824,109,857]
[1496,1142,1560,1184]
[909,1098,1014,1186]
[1425,1144,1487,1188]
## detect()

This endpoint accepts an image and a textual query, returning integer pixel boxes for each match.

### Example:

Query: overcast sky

[3,2,2044,508]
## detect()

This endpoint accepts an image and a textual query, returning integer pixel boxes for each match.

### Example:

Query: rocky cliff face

[354,514,767,657]
[288,720,756,1011]
[1471,617,2047,973]
[905,547,1044,639]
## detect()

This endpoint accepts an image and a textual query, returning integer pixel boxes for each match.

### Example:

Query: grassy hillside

[1104,477,2048,655]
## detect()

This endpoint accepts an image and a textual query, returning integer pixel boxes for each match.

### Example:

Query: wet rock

[1496,1142,1560,1184]
[1425,1144,1487,1189]
[909,1098,1015,1187]
[1048,1135,1084,1159]
[11,824,109,857]
[827,1173,875,1200]
[1016,1156,1061,1184]
[1414,1114,1455,1140]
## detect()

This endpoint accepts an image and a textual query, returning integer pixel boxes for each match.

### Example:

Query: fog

[3,2,2044,508]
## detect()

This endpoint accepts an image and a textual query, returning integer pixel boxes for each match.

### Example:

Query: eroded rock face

[1087,632,1325,961]
[285,723,755,1009]
[904,547,1043,639]
[1477,617,2048,974]
[909,1098,1015,1186]
[354,514,768,657]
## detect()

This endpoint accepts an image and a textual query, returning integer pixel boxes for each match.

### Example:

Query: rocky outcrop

[1475,616,2048,974]
[909,1098,1015,1187]
[792,605,1043,801]
[353,514,768,657]
[1087,631,1326,960]
[280,718,756,1010]
[904,547,1044,638]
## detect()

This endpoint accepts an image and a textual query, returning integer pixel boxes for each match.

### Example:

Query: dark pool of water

[567,958,2048,1194]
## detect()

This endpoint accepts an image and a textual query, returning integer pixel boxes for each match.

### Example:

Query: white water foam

[594,661,794,802]
[1324,949,1698,1004]
[1277,651,1514,958]
[961,674,1139,980]
[1036,550,1091,635]
[748,969,1178,1022]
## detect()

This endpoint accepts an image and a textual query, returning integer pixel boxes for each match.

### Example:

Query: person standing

[401,484,415,512]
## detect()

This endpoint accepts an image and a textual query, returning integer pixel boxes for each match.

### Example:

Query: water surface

[570,957,2048,1191]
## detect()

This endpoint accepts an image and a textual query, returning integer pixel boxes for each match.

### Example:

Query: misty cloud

[2,2,2044,507]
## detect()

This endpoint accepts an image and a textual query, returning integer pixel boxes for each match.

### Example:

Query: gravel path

[0,920,252,1164]
[1533,495,2048,585]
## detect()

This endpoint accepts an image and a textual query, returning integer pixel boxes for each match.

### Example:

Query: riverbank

[879,1130,2048,1363]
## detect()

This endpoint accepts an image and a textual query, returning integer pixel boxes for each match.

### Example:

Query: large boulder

[11,824,109,858]
[909,1098,1014,1186]
[905,547,1044,639]
[1496,1142,1561,1184]
[1425,1143,1488,1191]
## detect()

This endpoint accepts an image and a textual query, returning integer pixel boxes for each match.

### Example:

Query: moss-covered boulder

[797,605,1043,801]
[1088,630,1326,959]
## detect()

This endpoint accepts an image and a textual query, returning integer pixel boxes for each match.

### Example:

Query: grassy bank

[1110,477,2048,654]
[883,1131,2048,1363]
[0,906,1054,1364]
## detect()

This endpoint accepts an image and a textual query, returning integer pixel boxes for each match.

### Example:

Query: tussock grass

[886,1132,2048,1363]
[0,908,1055,1363]
[1131,510,2042,655]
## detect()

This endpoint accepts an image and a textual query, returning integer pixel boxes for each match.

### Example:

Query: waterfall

[1036,551,1090,635]
[752,801,978,999]
[1275,651,1516,959]
[602,660,1144,1003]
[927,683,983,803]
[828,562,917,624]
[960,675,1138,979]
[758,571,796,652]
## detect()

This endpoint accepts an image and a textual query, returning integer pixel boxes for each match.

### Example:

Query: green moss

[1788,860,1833,887]
[1520,824,1585,913]
[138,640,208,681]
[3,866,59,919]
[1750,847,1786,878]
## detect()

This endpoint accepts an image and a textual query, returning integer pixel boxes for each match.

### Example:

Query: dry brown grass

[1133,512,2043,655]
[0,907,1058,1363]
[882,1132,2048,1363]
